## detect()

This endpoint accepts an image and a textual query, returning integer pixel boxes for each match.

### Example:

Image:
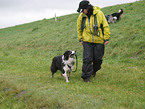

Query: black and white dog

[50,50,76,82]
[105,14,117,24]
[105,9,124,23]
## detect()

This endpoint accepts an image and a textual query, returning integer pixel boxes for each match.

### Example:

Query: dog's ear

[63,51,71,60]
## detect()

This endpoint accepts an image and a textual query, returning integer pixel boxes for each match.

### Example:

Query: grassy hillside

[0,1,145,109]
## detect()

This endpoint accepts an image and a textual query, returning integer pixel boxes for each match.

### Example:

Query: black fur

[50,55,65,75]
[50,50,76,82]
[105,9,124,24]
[63,50,72,60]
[111,9,124,21]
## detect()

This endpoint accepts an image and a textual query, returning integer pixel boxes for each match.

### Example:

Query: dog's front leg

[62,71,69,83]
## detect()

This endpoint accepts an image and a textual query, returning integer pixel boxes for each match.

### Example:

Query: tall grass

[0,1,145,108]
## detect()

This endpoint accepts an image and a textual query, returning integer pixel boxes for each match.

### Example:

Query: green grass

[0,1,145,109]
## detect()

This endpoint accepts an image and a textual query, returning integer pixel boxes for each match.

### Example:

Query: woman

[77,0,110,82]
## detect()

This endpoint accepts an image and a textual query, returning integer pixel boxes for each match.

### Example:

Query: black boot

[91,72,96,77]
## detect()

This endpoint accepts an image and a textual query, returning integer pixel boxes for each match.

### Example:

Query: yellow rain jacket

[77,6,110,44]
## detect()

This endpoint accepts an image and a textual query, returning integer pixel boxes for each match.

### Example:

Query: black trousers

[81,42,105,79]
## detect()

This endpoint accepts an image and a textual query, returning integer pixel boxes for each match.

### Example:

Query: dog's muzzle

[70,51,76,58]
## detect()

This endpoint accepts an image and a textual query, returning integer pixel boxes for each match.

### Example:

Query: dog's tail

[119,9,124,14]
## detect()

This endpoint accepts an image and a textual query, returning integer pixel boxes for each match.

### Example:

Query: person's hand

[81,41,83,46]
[105,41,109,45]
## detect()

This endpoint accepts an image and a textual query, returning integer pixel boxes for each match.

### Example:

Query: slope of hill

[0,1,144,109]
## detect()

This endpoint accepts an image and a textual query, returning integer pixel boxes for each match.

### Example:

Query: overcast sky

[0,0,139,29]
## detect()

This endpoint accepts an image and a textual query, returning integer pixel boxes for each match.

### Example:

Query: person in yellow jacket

[77,0,110,82]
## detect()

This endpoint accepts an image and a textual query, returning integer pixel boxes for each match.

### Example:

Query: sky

[0,0,140,29]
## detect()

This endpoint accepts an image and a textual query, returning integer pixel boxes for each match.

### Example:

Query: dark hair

[87,5,93,18]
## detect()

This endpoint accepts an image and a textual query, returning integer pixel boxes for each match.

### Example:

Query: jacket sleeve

[77,14,83,42]
[100,11,111,41]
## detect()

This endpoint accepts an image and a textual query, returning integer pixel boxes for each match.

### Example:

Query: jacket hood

[93,6,100,15]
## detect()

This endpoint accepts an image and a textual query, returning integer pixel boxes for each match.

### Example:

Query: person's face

[83,9,88,14]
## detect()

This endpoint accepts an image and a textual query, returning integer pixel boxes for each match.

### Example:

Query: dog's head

[63,50,76,61]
